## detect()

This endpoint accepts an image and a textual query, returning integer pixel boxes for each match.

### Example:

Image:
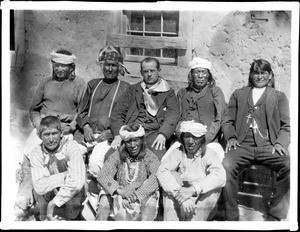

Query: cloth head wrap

[119,124,145,141]
[178,120,207,137]
[189,57,211,70]
[96,44,130,76]
[50,51,76,64]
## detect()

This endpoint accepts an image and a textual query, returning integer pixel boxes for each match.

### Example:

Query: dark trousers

[36,187,86,220]
[222,143,290,220]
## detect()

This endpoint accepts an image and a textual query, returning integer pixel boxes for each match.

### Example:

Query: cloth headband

[119,125,145,141]
[97,45,123,63]
[178,120,207,137]
[50,52,76,64]
[189,57,211,70]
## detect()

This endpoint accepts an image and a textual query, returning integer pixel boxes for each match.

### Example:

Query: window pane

[145,49,161,57]
[130,11,143,31]
[163,11,179,33]
[145,11,161,32]
[163,48,176,58]
[130,48,144,56]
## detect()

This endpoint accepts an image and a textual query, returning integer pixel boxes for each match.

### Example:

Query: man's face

[52,62,73,79]
[40,127,62,152]
[182,132,203,155]
[124,137,143,157]
[191,67,209,89]
[103,60,119,80]
[141,61,160,87]
[251,70,271,88]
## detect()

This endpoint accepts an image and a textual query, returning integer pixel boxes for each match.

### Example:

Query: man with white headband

[15,49,86,219]
[157,120,226,221]
[75,45,130,180]
[96,123,160,221]
[110,57,180,161]
[177,57,226,144]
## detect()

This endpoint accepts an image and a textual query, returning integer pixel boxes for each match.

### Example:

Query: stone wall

[10,10,292,159]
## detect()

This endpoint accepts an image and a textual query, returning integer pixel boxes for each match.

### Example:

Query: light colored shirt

[30,140,86,207]
[157,143,226,197]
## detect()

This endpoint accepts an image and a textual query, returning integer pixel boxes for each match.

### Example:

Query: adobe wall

[10,10,292,159]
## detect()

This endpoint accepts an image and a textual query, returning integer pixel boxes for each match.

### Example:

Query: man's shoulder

[73,75,87,85]
[29,144,43,160]
[87,78,102,86]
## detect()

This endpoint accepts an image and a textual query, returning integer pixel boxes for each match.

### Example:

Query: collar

[141,77,170,93]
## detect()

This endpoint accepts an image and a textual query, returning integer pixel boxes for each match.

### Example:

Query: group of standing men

[14,44,290,222]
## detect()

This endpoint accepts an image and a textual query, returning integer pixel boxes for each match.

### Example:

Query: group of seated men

[14,45,290,222]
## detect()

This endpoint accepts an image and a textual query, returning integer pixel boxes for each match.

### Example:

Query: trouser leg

[95,194,112,221]
[141,190,159,221]
[222,146,253,221]
[257,149,290,219]
[191,188,222,221]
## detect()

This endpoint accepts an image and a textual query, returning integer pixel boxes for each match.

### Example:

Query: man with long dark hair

[222,58,290,221]
[177,57,226,144]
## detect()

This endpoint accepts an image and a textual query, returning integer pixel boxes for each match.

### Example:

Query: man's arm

[30,147,66,195]
[110,86,133,137]
[135,153,161,202]
[52,141,86,207]
[97,151,121,195]
[29,79,47,128]
[68,78,87,131]
[156,149,183,197]
[275,92,290,148]
[206,86,227,143]
[191,147,226,194]
[76,80,95,130]
[222,90,238,143]
[158,89,180,139]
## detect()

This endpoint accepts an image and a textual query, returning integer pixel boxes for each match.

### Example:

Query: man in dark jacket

[76,45,130,178]
[110,57,180,160]
[222,59,290,221]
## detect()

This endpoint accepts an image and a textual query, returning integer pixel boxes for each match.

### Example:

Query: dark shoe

[264,214,281,221]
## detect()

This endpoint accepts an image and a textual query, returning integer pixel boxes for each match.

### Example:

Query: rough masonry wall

[10,10,292,159]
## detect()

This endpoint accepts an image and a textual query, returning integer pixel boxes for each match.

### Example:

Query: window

[106,10,192,79]
[126,11,179,64]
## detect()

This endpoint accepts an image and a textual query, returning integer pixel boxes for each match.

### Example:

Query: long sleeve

[53,141,86,207]
[156,149,183,196]
[30,141,86,207]
[274,92,290,148]
[135,152,161,201]
[97,151,121,195]
[30,146,66,196]
[206,86,227,143]
[76,80,95,129]
[191,146,226,194]
[29,80,46,128]
[222,90,238,142]
[68,77,87,130]
[158,89,180,139]
[110,86,133,137]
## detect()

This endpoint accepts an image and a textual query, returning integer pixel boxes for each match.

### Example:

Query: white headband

[50,51,76,64]
[178,120,207,137]
[189,57,211,70]
[119,125,145,141]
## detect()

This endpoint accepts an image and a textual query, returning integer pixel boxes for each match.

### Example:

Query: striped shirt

[97,148,161,202]
[30,140,86,207]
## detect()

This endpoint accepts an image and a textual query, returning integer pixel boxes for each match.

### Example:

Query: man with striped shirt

[30,116,86,221]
